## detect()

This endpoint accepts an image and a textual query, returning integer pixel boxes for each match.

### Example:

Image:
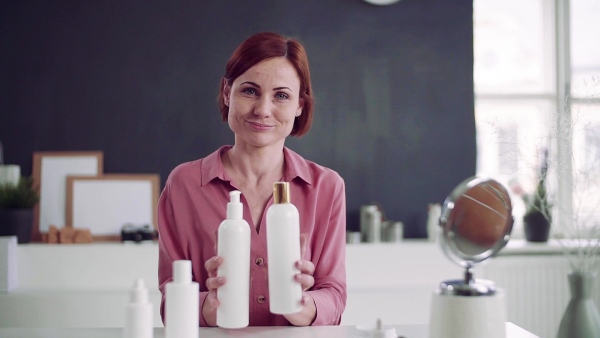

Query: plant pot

[523,212,551,242]
[0,209,34,244]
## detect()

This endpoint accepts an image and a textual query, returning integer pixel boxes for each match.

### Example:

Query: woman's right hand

[202,256,225,326]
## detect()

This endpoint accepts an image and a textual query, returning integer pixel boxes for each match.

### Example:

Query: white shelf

[1,238,597,336]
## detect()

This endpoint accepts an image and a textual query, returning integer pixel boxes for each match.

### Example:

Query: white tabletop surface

[0,323,539,338]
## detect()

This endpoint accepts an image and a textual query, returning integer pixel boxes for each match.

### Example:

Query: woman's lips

[247,121,273,131]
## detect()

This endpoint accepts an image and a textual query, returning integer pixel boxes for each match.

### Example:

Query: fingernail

[297,261,303,268]
[218,277,224,284]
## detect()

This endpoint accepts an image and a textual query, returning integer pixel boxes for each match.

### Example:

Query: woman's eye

[242,88,257,95]
[275,92,289,100]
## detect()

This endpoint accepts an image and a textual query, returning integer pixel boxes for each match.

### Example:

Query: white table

[0,323,539,338]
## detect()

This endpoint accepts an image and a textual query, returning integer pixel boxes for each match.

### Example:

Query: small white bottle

[165,260,199,338]
[266,181,303,314]
[123,278,153,338]
[217,190,251,328]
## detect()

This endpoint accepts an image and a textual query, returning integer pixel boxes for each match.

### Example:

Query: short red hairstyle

[218,32,314,137]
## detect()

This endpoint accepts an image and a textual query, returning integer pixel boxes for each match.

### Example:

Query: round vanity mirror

[438,176,514,295]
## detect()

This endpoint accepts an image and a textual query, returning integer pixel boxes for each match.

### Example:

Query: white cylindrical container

[0,164,21,186]
[381,221,404,242]
[165,260,199,338]
[360,205,381,243]
[123,278,153,338]
[429,289,506,338]
[217,190,251,329]
[427,203,442,242]
[266,181,302,314]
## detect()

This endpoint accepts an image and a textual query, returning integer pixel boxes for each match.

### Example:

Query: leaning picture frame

[65,174,160,241]
[32,151,104,242]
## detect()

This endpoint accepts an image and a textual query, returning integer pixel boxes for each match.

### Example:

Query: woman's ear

[223,81,231,106]
[296,98,304,116]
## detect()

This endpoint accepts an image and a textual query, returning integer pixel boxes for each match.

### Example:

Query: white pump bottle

[165,260,199,338]
[217,190,251,328]
[266,181,303,314]
[123,278,153,338]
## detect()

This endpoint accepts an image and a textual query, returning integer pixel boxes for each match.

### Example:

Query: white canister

[381,221,403,242]
[426,203,442,242]
[429,288,506,338]
[0,165,20,186]
[360,205,381,243]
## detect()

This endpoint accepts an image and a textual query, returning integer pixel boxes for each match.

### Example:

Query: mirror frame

[439,176,514,269]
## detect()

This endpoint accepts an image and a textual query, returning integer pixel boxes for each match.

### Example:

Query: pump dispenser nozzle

[227,190,243,220]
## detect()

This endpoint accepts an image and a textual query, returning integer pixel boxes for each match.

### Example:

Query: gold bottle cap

[273,182,290,204]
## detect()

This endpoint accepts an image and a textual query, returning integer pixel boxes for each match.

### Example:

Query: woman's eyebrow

[240,81,293,92]
[240,81,260,87]
[274,86,293,92]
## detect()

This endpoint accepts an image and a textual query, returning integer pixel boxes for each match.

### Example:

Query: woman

[158,32,346,327]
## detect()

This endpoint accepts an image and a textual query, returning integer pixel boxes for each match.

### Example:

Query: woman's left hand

[284,233,317,326]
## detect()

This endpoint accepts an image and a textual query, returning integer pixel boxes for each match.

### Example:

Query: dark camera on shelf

[121,223,156,243]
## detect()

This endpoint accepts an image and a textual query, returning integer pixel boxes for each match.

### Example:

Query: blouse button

[257,295,266,304]
[255,257,264,266]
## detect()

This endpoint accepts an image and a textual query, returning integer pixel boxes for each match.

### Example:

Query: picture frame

[65,174,160,241]
[32,151,104,242]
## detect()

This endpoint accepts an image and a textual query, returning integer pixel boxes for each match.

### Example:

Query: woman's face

[223,57,303,149]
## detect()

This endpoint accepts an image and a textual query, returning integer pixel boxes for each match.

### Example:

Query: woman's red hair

[218,32,314,137]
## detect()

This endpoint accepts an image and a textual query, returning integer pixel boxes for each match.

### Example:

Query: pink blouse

[157,145,347,326]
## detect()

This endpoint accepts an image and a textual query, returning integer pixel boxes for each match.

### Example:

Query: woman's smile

[247,120,273,131]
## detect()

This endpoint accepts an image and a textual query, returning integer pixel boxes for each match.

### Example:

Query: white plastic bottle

[123,278,153,338]
[266,181,303,314]
[165,260,199,338]
[217,190,251,328]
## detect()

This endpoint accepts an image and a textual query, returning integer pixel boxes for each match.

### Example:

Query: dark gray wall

[0,0,475,238]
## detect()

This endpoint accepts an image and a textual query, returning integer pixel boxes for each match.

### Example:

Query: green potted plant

[523,167,552,242]
[0,176,39,243]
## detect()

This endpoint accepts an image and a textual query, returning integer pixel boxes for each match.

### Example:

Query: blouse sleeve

[308,177,347,325]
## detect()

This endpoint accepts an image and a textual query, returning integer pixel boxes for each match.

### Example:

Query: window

[474,0,600,237]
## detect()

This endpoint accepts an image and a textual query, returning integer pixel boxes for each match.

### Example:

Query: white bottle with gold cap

[266,181,303,314]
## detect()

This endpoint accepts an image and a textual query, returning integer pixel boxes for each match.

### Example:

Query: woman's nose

[253,96,273,118]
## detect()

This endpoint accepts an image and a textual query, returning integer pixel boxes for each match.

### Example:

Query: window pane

[571,102,600,228]
[570,0,600,98]
[474,0,551,94]
[476,100,553,182]
[475,100,554,238]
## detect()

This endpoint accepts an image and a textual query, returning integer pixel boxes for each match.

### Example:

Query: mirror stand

[429,176,514,338]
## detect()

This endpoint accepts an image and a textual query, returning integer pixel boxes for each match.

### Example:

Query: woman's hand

[284,233,317,326]
[202,256,225,327]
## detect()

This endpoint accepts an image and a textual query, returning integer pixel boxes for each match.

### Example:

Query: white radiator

[482,254,600,338]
